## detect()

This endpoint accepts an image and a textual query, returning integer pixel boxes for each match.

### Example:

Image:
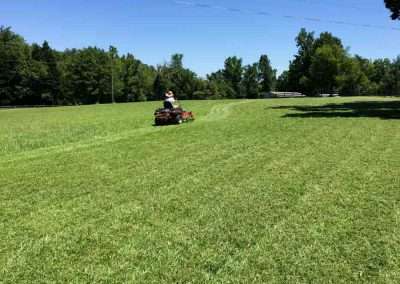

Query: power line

[173,0,400,32]
[287,0,375,12]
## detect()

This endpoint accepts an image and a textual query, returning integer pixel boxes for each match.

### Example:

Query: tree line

[1,26,399,106]
[276,29,400,97]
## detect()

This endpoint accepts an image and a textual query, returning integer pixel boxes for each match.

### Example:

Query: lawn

[1,97,399,283]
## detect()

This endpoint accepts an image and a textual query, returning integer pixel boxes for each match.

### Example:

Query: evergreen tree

[153,68,170,101]
[223,56,243,98]
[258,55,275,93]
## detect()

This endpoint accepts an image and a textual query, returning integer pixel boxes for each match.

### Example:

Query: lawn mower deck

[154,107,194,126]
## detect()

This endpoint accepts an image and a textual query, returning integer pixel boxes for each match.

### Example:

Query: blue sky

[2,0,399,76]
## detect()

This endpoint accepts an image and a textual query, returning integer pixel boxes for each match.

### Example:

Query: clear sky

[2,0,399,76]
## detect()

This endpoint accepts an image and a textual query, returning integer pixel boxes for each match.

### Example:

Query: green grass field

[1,97,399,283]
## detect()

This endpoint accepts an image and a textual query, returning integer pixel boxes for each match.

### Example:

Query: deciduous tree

[223,56,243,98]
[385,0,400,20]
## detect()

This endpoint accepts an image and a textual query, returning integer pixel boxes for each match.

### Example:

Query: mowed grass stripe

[0,101,252,201]
[0,100,244,165]
[215,125,399,283]
[1,98,399,283]
[1,128,324,282]
[1,101,278,280]
[1,102,260,243]
[0,100,222,158]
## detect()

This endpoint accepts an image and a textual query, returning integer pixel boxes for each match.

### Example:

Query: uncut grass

[1,98,400,283]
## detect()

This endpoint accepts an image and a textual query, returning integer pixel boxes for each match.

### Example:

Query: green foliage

[385,0,400,20]
[314,32,344,50]
[0,26,31,105]
[258,55,276,93]
[242,63,260,99]
[170,53,184,69]
[279,28,400,97]
[31,41,61,104]
[276,71,289,91]
[371,58,392,95]
[223,56,243,98]
[383,56,400,96]
[337,57,371,96]
[121,54,155,102]
[153,54,204,100]
[309,44,344,94]
[206,71,234,99]
[286,28,315,94]
[1,26,400,106]
[205,55,272,100]
[63,47,111,104]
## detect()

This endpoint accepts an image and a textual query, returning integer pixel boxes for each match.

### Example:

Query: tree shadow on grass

[271,100,400,120]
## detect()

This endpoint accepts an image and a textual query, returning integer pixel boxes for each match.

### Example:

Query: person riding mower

[154,91,194,125]
[164,91,177,109]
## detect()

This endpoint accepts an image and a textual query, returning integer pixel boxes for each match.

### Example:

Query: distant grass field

[1,97,399,283]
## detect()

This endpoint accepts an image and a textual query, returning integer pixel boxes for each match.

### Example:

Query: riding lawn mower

[154,107,195,126]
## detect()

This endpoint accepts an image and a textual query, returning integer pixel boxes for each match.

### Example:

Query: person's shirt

[164,97,176,109]
[165,97,175,104]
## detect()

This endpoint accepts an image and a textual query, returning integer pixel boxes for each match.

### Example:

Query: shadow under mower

[154,107,195,126]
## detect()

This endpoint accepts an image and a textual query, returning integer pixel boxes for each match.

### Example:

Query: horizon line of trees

[1,26,400,106]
